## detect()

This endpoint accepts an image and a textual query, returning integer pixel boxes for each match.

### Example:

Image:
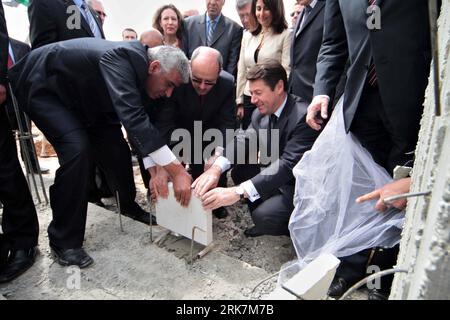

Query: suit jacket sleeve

[153,96,178,145]
[251,118,320,199]
[281,29,293,78]
[235,33,248,105]
[313,0,348,99]
[0,2,8,86]
[99,48,166,157]
[218,78,237,142]
[28,0,59,49]
[225,24,243,76]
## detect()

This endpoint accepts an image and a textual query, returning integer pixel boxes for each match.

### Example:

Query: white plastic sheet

[278,97,405,285]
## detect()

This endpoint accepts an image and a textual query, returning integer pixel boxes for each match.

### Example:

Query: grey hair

[191,46,223,72]
[147,46,190,84]
[236,0,252,9]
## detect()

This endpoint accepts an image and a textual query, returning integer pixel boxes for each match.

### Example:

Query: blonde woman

[236,0,291,128]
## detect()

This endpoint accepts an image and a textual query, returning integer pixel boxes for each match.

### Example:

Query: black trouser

[240,95,256,130]
[0,105,38,252]
[336,83,418,289]
[231,163,292,236]
[26,93,137,249]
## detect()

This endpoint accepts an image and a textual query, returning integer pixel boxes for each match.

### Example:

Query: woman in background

[152,4,184,48]
[236,0,292,129]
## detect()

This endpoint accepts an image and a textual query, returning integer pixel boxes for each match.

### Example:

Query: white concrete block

[281,254,341,300]
[155,182,213,246]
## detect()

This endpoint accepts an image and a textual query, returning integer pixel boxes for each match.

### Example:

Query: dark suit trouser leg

[26,94,91,249]
[87,125,137,209]
[46,129,91,249]
[0,106,39,251]
[248,186,294,236]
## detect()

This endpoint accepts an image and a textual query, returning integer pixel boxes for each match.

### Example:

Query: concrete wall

[391,1,450,300]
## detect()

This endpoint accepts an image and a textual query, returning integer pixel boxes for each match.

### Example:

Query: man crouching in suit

[8,39,193,270]
[147,46,236,219]
[192,60,320,237]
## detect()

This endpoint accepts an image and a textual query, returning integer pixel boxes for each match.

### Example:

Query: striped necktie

[80,1,100,38]
[207,19,217,46]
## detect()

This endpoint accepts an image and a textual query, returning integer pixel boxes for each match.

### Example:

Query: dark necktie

[7,53,14,69]
[267,114,278,157]
[367,0,377,86]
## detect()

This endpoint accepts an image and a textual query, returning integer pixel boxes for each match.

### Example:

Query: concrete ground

[0,152,367,300]
[0,156,281,300]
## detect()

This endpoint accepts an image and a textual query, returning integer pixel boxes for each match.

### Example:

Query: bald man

[148,47,236,218]
[140,29,164,48]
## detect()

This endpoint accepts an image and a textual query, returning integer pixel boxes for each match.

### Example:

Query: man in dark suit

[0,2,39,284]
[28,0,105,49]
[193,60,320,236]
[306,0,431,299]
[183,0,243,76]
[288,0,326,103]
[148,47,236,219]
[8,39,193,269]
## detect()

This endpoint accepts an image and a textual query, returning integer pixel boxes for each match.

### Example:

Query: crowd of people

[0,0,434,300]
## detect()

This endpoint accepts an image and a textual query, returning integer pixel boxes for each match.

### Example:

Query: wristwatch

[235,186,245,200]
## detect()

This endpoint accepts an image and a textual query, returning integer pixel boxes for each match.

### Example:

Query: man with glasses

[87,0,107,26]
[148,47,236,219]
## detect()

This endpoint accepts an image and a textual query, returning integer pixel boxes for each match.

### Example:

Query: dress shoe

[328,277,349,298]
[368,288,389,300]
[0,247,37,283]
[213,207,228,219]
[243,226,265,237]
[88,197,106,208]
[50,244,93,268]
[121,203,157,225]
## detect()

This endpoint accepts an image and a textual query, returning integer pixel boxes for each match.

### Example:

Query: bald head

[190,47,223,96]
[140,29,164,48]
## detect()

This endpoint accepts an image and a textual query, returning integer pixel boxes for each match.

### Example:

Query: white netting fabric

[278,97,405,285]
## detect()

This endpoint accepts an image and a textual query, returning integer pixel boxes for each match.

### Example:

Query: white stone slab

[281,254,341,300]
[155,182,213,246]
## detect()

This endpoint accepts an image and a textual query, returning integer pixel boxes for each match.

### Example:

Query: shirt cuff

[241,180,260,202]
[315,95,330,100]
[148,145,176,167]
[143,156,155,169]
[213,156,231,173]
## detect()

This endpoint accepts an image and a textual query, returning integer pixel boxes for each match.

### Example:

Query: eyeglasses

[95,10,107,18]
[191,76,217,86]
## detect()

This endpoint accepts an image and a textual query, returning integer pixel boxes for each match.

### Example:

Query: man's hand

[204,154,219,171]
[163,160,193,207]
[201,187,240,210]
[191,165,222,197]
[356,178,411,212]
[149,166,170,202]
[0,84,7,104]
[236,104,244,120]
[306,95,329,131]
